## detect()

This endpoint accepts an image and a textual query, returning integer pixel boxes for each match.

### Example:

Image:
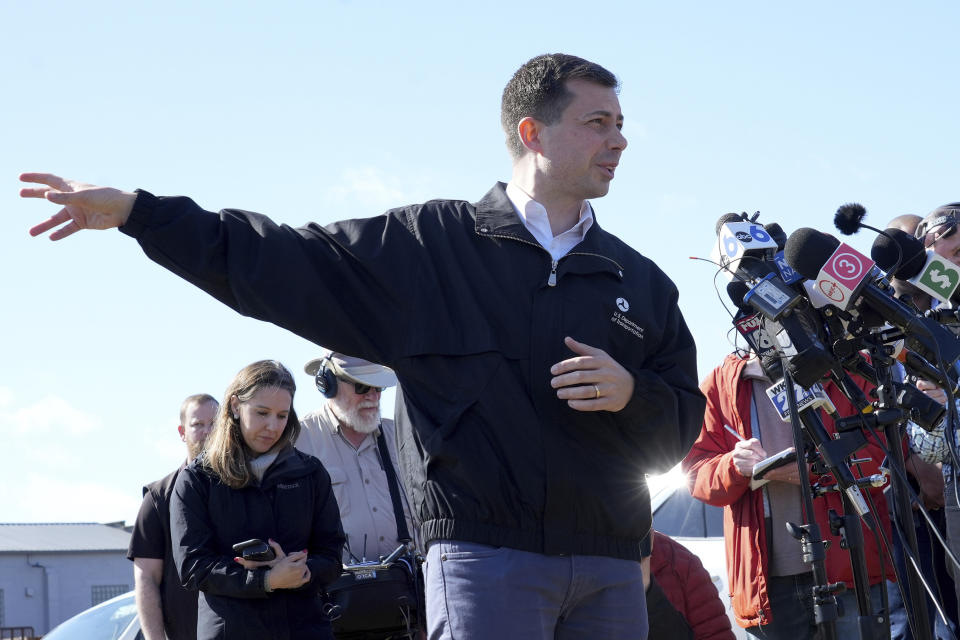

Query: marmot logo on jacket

[611,297,644,339]
[276,482,301,490]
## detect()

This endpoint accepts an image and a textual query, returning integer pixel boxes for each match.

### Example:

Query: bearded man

[296,351,418,563]
[127,393,218,640]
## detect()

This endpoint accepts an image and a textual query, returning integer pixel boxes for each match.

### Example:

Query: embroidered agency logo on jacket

[610,296,644,339]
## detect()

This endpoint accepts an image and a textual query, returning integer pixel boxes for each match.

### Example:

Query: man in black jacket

[22,53,705,639]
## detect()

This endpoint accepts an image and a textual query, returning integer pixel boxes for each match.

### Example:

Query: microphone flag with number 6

[711,215,779,282]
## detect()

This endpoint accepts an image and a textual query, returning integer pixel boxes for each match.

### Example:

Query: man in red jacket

[682,353,893,639]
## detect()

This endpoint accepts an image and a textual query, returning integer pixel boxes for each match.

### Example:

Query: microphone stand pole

[793,391,881,638]
[869,346,934,640]
[783,368,839,640]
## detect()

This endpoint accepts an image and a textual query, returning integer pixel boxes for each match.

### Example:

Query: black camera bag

[322,429,424,639]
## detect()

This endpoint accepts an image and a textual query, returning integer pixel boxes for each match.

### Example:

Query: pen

[723,424,745,441]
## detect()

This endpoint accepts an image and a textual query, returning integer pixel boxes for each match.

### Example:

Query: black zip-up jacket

[170,446,345,640]
[125,182,705,562]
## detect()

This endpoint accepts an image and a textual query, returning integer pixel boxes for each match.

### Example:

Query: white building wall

[0,551,132,635]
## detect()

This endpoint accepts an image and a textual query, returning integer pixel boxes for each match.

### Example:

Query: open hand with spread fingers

[550,336,635,412]
[20,172,137,241]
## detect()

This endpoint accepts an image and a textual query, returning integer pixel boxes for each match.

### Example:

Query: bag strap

[376,426,411,543]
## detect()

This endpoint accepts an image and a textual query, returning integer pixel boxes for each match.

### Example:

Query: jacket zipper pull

[548,260,558,287]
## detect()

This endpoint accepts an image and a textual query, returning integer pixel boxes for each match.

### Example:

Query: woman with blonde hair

[171,360,345,640]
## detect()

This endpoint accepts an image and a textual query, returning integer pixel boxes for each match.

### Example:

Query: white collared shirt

[505,181,594,260]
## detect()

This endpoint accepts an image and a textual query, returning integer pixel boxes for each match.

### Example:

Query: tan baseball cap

[304,350,397,389]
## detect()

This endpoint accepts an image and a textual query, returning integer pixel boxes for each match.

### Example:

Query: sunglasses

[916,212,959,247]
[339,378,383,395]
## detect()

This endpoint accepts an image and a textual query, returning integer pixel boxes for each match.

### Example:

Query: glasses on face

[339,378,383,395]
[916,212,959,248]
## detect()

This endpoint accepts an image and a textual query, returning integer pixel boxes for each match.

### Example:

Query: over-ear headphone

[315,353,338,399]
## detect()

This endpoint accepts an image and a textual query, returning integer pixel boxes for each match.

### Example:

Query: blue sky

[3,1,959,523]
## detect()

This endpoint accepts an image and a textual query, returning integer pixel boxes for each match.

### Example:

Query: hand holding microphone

[914,378,947,406]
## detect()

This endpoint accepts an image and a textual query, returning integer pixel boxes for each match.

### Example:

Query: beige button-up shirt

[296,403,418,563]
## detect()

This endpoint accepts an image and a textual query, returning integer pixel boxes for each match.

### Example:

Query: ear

[229,395,240,417]
[517,117,544,154]
[178,424,186,442]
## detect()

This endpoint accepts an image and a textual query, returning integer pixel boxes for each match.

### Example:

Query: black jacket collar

[474,182,627,274]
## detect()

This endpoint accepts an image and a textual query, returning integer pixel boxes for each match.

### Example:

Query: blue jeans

[746,574,886,640]
[424,539,647,640]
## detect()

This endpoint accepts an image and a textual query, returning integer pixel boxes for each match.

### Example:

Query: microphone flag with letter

[773,250,803,284]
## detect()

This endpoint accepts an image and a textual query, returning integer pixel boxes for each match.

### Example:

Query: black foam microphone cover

[783,228,840,280]
[764,223,788,250]
[727,280,751,310]
[870,228,927,279]
[715,212,745,236]
[834,203,868,235]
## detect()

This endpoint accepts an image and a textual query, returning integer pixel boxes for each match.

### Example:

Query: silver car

[42,591,141,640]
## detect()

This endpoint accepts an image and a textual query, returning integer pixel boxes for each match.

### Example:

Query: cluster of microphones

[713,206,960,631]
[716,205,960,428]
[713,205,960,509]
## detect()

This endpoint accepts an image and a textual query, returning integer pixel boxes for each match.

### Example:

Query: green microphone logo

[917,255,960,300]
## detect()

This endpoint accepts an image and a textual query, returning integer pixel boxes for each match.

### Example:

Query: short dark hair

[501,53,619,159]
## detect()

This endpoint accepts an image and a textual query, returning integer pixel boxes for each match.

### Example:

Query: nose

[610,127,627,151]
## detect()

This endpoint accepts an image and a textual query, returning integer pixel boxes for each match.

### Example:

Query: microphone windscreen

[784,228,840,280]
[759,351,784,381]
[715,212,745,236]
[764,223,788,250]
[834,203,868,235]
[727,281,751,310]
[870,228,926,279]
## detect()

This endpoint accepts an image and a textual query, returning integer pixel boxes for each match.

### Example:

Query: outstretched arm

[21,172,419,366]
[20,173,136,240]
